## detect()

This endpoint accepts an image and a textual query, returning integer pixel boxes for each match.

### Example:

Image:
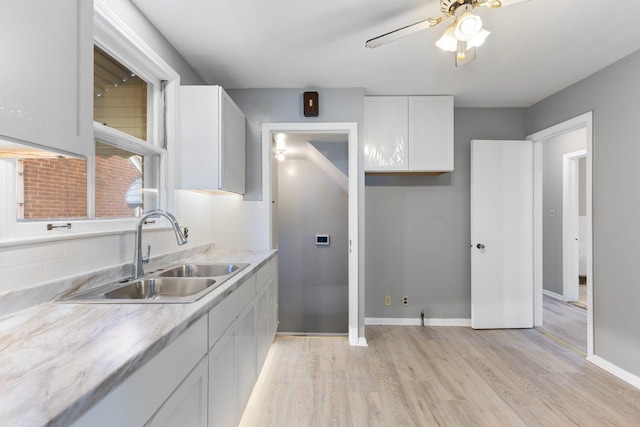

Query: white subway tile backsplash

[24,242,67,263]
[45,255,85,280]
[0,263,45,293]
[0,248,23,269]
[0,189,268,296]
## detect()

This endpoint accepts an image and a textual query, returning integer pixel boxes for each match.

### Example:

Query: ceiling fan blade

[365,15,450,48]
[501,0,531,6]
[477,0,530,9]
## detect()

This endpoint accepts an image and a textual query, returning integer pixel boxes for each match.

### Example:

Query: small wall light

[274,133,286,161]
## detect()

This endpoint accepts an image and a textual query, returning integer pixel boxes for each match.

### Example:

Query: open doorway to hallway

[531,113,593,356]
[274,132,349,335]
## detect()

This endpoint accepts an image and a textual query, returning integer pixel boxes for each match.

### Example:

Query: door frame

[261,122,366,346]
[563,149,586,302]
[528,112,594,358]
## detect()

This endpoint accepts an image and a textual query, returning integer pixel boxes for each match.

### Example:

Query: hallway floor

[537,294,588,355]
[241,323,639,426]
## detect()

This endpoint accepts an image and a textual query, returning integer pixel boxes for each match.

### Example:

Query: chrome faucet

[133,210,188,279]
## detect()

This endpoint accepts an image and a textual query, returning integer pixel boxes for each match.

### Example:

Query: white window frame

[0,3,180,246]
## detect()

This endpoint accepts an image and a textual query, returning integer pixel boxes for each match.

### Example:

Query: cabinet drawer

[256,256,277,291]
[209,274,256,348]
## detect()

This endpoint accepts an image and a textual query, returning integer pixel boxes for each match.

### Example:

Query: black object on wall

[303,91,319,117]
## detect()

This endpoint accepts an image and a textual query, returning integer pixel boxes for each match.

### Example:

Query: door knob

[476,243,485,249]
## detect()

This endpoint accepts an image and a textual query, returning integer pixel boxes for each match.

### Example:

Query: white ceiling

[132,0,640,107]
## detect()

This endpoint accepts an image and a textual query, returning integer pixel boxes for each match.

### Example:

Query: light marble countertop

[0,248,277,427]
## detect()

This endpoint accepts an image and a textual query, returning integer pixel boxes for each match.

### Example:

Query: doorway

[275,133,349,335]
[260,123,365,346]
[529,112,594,357]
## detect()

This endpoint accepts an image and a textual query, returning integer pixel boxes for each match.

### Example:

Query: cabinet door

[364,97,408,171]
[237,301,257,412]
[266,275,278,341]
[179,86,220,190]
[219,90,246,194]
[408,96,454,171]
[72,317,207,427]
[146,356,208,427]
[256,275,278,374]
[0,0,92,156]
[209,323,239,427]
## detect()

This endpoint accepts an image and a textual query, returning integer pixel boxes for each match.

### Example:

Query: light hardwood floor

[241,325,640,426]
[538,294,587,355]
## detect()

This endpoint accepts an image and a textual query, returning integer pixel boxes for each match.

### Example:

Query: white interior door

[471,140,534,329]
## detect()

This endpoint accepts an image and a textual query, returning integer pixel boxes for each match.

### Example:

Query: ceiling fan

[365,0,530,66]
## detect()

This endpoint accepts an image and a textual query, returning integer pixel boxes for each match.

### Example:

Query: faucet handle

[143,244,151,264]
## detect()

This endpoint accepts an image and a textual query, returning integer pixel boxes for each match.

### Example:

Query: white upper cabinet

[364,97,408,171]
[364,96,454,172]
[0,0,93,156]
[179,86,246,194]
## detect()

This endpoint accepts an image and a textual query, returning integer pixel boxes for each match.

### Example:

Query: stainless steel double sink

[58,263,249,304]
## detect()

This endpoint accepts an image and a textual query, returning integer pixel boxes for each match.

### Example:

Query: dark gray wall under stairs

[277,157,349,334]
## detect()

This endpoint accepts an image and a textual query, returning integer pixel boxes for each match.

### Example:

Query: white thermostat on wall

[315,234,330,246]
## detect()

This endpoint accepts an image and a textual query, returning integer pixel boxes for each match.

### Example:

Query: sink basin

[102,277,217,300]
[57,262,250,304]
[157,263,249,278]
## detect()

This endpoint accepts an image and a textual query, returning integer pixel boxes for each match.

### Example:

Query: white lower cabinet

[72,317,208,427]
[209,323,239,427]
[237,301,257,411]
[73,257,278,427]
[147,356,208,427]
[256,276,277,371]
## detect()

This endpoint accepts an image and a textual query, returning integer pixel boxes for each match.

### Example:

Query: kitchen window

[0,4,179,242]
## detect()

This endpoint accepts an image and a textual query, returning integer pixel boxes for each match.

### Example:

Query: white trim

[365,318,472,327]
[0,223,174,249]
[261,122,364,347]
[276,332,349,337]
[94,123,167,156]
[587,355,640,390]
[0,4,181,245]
[528,111,594,357]
[562,149,586,302]
[543,289,564,300]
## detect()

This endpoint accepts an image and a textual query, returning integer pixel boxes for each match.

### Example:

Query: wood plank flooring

[240,325,640,426]
[538,294,587,355]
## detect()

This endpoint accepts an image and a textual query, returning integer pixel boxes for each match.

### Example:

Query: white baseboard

[587,355,640,390]
[543,289,563,300]
[354,336,368,346]
[277,332,348,337]
[365,317,471,327]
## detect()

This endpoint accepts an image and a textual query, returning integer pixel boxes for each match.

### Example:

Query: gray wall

[277,157,348,333]
[226,88,365,200]
[542,128,586,295]
[365,108,527,319]
[528,49,640,375]
[103,0,205,85]
[227,87,366,337]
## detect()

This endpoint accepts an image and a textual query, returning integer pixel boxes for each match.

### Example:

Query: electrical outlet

[403,296,409,305]
[384,295,391,306]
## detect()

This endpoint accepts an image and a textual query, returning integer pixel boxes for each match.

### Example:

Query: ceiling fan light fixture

[456,40,468,60]
[454,12,483,41]
[468,28,491,48]
[435,25,458,52]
